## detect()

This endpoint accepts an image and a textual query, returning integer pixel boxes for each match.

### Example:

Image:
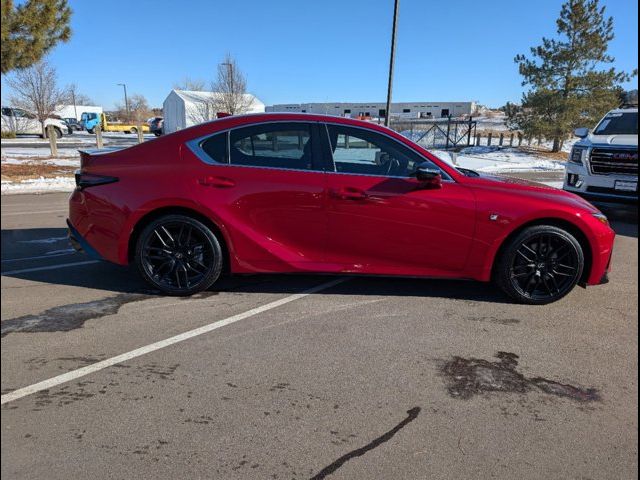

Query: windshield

[594,112,638,135]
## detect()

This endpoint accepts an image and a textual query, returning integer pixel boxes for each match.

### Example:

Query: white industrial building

[54,104,103,121]
[162,90,265,134]
[266,101,478,119]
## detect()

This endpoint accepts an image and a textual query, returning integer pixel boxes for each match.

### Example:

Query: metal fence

[389,117,477,149]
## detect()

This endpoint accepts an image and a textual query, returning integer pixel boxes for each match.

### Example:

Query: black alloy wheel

[496,225,584,305]
[135,215,223,295]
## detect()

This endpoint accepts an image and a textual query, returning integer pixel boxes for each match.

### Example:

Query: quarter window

[326,124,442,178]
[230,123,314,170]
[201,132,228,163]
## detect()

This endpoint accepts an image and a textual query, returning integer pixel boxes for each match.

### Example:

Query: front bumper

[563,163,638,205]
[67,219,103,260]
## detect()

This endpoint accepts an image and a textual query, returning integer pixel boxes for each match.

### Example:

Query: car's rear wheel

[129,127,137,134]
[135,215,223,295]
[495,225,584,305]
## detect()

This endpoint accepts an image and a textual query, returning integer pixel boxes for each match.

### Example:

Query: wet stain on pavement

[310,407,421,480]
[0,293,150,337]
[440,352,600,402]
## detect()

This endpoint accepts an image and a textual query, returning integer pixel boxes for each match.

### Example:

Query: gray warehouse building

[266,101,478,119]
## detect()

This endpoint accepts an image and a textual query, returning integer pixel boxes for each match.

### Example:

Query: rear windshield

[594,112,638,135]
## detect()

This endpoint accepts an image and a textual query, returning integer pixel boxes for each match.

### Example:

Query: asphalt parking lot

[1,191,638,479]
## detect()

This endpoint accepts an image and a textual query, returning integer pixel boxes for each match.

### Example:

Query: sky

[2,0,638,109]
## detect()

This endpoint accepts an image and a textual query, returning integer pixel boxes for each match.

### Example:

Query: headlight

[569,146,587,165]
[592,212,609,226]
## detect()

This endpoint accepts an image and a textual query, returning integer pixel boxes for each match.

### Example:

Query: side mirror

[574,127,589,138]
[415,162,442,189]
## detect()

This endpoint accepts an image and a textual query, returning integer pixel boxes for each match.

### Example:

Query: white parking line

[1,250,77,264]
[0,277,347,404]
[1,209,67,217]
[1,260,99,275]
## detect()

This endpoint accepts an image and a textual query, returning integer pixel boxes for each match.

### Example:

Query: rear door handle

[198,176,235,188]
[331,187,369,201]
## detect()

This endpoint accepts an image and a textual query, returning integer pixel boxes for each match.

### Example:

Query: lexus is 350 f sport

[68,113,615,304]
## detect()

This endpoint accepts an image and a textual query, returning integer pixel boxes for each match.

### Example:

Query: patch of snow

[1,176,75,194]
[1,156,79,167]
[431,147,565,173]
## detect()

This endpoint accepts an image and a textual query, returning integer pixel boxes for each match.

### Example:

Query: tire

[43,127,63,139]
[494,225,584,305]
[88,128,95,134]
[129,127,137,134]
[135,214,223,296]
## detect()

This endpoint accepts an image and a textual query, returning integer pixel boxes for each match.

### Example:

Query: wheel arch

[489,217,593,286]
[126,206,231,274]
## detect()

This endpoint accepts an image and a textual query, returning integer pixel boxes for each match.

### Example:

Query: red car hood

[461,172,600,213]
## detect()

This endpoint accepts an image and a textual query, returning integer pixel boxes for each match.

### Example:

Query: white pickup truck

[563,107,638,205]
[1,106,71,138]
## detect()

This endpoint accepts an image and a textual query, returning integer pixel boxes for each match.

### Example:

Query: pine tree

[509,0,636,152]
[1,0,72,74]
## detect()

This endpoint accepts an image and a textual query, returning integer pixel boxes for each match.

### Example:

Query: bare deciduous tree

[7,59,64,135]
[173,77,206,91]
[211,54,254,115]
[115,93,151,122]
[63,83,95,106]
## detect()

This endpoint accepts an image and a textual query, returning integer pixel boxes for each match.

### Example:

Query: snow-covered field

[432,146,566,173]
[1,176,76,194]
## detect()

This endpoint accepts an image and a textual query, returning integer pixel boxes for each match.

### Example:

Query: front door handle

[331,187,369,201]
[198,176,235,188]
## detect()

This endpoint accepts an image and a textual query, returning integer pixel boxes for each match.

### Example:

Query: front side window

[230,123,314,170]
[326,124,442,178]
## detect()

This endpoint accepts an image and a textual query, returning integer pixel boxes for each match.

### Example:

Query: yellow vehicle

[81,112,150,134]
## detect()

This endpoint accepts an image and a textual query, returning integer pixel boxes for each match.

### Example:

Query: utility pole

[117,83,129,120]
[384,0,400,127]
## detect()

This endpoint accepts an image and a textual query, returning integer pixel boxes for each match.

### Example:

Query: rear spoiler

[78,147,125,169]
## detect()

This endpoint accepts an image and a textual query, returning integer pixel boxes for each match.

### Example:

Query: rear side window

[201,132,228,163]
[230,123,314,170]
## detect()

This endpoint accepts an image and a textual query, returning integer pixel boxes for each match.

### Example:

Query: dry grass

[518,146,568,161]
[1,163,75,182]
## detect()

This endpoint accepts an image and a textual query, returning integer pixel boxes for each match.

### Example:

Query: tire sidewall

[496,225,584,305]
[135,215,223,296]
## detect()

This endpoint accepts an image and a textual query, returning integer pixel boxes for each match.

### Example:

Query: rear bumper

[67,219,103,260]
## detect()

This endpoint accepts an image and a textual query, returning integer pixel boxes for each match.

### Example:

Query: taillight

[74,170,118,189]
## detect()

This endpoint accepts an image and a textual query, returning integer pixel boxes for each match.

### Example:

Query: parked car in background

[69,113,615,304]
[1,106,71,138]
[149,116,164,136]
[564,107,638,205]
[64,117,82,132]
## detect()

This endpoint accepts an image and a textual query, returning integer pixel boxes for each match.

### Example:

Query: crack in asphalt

[309,407,421,480]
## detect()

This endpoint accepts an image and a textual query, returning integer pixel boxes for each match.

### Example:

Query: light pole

[117,83,129,120]
[384,0,400,127]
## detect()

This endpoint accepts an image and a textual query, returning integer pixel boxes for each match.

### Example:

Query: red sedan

[68,113,615,304]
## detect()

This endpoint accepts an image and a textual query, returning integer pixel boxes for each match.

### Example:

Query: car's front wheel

[135,215,223,295]
[495,225,584,305]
